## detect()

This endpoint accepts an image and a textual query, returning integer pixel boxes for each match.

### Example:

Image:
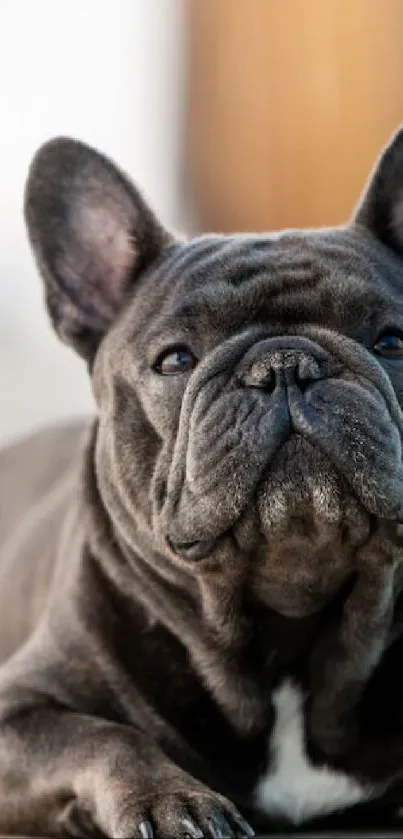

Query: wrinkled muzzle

[156,331,403,611]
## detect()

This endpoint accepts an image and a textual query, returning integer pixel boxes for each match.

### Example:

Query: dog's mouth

[168,435,367,550]
[165,434,378,617]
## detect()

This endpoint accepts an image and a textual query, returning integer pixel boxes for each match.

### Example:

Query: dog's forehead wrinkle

[158,233,266,291]
[144,238,399,342]
[112,225,403,367]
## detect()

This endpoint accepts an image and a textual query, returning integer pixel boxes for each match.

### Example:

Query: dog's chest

[253,680,372,825]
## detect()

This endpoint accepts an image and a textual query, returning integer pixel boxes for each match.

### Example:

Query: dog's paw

[111,790,255,839]
[60,799,106,837]
[60,789,254,838]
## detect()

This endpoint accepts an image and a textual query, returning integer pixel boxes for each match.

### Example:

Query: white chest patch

[254,680,374,825]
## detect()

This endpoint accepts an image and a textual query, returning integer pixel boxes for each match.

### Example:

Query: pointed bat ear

[24,137,174,361]
[354,126,403,257]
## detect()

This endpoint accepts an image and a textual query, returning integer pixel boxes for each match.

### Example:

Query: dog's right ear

[24,137,175,361]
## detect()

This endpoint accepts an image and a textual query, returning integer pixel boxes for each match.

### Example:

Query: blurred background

[1,0,403,445]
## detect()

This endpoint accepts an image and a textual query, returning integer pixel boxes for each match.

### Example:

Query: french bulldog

[2,128,403,836]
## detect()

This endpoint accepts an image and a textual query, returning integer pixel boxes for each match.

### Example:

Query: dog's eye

[154,346,197,375]
[374,333,403,358]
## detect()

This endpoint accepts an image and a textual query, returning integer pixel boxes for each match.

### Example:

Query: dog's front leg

[0,701,254,838]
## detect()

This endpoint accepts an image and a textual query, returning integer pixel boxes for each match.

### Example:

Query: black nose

[244,349,325,394]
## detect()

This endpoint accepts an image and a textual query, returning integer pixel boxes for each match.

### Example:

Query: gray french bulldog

[2,128,403,837]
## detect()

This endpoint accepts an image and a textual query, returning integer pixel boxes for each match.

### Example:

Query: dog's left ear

[354,126,403,256]
[24,137,175,361]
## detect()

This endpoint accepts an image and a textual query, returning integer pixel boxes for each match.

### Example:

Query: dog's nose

[244,349,325,393]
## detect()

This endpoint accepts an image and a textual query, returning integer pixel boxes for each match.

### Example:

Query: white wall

[0,0,186,444]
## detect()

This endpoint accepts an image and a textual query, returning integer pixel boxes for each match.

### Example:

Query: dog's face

[24,130,403,618]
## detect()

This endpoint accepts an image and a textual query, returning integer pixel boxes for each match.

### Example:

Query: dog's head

[24,130,403,619]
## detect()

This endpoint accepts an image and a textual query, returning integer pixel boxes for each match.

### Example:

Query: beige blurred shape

[186,0,403,232]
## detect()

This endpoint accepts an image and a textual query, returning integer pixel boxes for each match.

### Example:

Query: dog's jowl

[3,130,403,836]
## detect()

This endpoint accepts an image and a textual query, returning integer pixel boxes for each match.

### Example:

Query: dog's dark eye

[154,346,197,375]
[374,333,403,358]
